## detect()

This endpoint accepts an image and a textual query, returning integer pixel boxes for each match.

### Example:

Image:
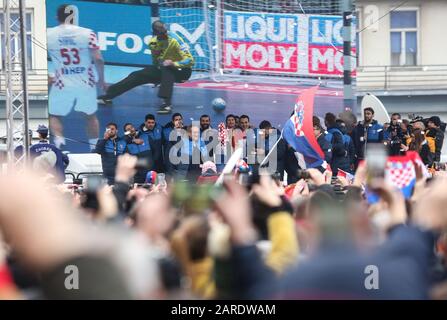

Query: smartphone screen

[366,143,387,184]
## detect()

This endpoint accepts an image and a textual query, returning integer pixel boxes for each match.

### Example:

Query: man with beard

[351,107,384,168]
[123,123,153,183]
[139,114,164,173]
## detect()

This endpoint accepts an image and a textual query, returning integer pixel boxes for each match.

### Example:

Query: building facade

[356,0,447,156]
[0,0,48,153]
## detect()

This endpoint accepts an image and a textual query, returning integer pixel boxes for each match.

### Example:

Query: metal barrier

[64,171,104,180]
[75,172,104,180]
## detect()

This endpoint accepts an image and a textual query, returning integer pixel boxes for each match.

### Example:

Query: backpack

[342,134,352,151]
[325,128,347,157]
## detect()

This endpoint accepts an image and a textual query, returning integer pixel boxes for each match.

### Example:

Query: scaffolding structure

[2,0,30,168]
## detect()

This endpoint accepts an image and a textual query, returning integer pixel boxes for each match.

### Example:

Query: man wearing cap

[426,116,445,163]
[98,20,195,114]
[29,125,69,182]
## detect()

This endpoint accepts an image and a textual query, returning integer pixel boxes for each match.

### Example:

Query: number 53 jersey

[47,24,99,89]
[47,24,99,116]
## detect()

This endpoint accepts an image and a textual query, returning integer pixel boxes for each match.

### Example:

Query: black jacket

[386,124,404,156]
[419,143,434,167]
[140,123,164,172]
[326,126,350,174]
[95,137,127,184]
[339,125,356,168]
[317,133,332,164]
[351,120,384,163]
[257,130,286,178]
[426,128,444,162]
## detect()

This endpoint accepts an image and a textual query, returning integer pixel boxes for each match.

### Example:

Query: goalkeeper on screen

[98,20,195,114]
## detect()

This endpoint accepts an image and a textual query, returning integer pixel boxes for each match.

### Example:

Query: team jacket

[95,137,127,182]
[351,120,384,160]
[325,126,350,174]
[30,140,69,180]
[140,123,164,172]
[317,133,333,164]
[149,31,195,69]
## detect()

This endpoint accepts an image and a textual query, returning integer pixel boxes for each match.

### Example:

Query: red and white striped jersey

[47,24,99,88]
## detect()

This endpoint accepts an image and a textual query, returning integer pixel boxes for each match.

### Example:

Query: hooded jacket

[325,125,350,174]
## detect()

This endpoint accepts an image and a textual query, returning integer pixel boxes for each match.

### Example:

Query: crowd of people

[1,106,447,300]
[94,108,445,186]
[1,146,447,299]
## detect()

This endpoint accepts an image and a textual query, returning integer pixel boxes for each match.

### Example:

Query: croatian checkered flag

[218,122,227,147]
[407,151,431,178]
[283,86,325,169]
[385,151,425,199]
[337,169,354,184]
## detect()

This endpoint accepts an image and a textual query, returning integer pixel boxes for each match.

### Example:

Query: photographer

[122,123,153,184]
[426,116,445,163]
[408,129,434,167]
[95,123,127,185]
[401,119,412,147]
[385,113,405,156]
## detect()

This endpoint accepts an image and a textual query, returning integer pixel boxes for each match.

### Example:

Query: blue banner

[46,0,153,66]
[46,2,212,69]
[160,8,212,71]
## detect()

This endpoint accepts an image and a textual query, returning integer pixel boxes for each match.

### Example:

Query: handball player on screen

[98,20,195,114]
[47,4,106,150]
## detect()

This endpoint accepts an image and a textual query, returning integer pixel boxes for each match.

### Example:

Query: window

[390,10,418,66]
[0,12,33,70]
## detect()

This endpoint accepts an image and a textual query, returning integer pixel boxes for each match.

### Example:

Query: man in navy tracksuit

[30,125,69,182]
[162,113,184,177]
[336,119,356,173]
[139,114,164,173]
[200,114,217,161]
[255,121,286,178]
[184,125,210,182]
[95,123,127,185]
[122,123,153,183]
[313,124,332,164]
[351,107,384,168]
[324,113,350,175]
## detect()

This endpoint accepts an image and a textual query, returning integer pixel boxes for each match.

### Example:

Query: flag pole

[259,130,283,168]
[215,147,244,186]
